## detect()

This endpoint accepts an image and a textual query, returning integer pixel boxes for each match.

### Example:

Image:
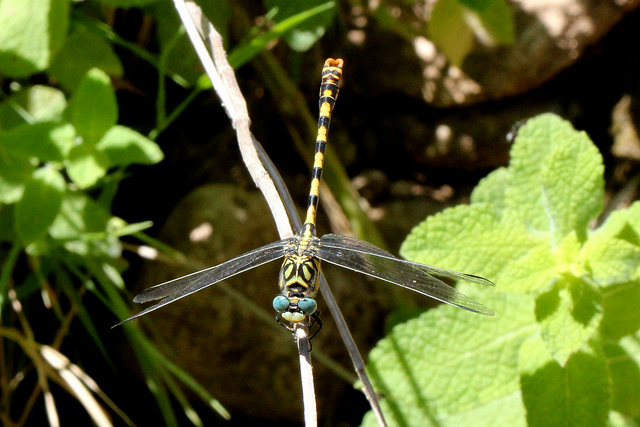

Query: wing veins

[320,234,494,287]
[114,239,293,326]
[315,235,494,316]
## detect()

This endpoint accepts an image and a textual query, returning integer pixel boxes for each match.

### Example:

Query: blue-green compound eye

[272,296,290,313]
[297,298,317,315]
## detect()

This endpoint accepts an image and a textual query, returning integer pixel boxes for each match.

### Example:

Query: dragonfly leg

[309,312,323,341]
[275,313,295,332]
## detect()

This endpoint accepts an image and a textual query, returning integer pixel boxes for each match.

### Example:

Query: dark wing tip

[463,273,495,287]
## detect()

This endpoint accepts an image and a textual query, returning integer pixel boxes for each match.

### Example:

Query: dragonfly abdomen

[303,58,344,227]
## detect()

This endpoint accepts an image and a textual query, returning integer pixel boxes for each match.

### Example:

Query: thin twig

[171,1,317,425]
[296,327,317,427]
[174,0,292,239]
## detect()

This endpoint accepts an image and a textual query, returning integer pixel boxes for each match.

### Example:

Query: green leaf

[428,0,513,65]
[66,142,110,189]
[228,1,335,67]
[50,192,121,257]
[605,340,640,417]
[582,237,640,287]
[362,392,526,427]
[97,126,164,166]
[600,282,640,341]
[498,232,583,294]
[48,25,124,92]
[0,121,74,162]
[496,241,557,293]
[67,69,118,145]
[401,204,541,280]
[519,337,610,427]
[455,0,496,11]
[92,0,161,6]
[0,205,16,241]
[470,166,509,210]
[0,0,69,77]
[588,201,640,248]
[383,113,638,426]
[363,289,536,426]
[264,0,336,52]
[14,166,65,245]
[0,85,67,130]
[196,0,231,43]
[151,1,203,86]
[475,0,514,45]
[429,0,475,67]
[536,276,603,366]
[504,114,604,243]
[0,150,33,204]
[106,218,153,237]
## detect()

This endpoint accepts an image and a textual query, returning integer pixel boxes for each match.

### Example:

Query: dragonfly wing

[316,234,494,316]
[320,234,494,287]
[114,238,294,326]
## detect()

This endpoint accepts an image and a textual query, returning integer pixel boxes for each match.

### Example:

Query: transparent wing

[114,238,294,326]
[315,234,494,316]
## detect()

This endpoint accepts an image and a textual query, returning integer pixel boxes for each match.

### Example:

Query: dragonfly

[116,58,494,333]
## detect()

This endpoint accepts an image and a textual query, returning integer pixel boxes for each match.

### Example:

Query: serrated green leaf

[600,282,640,341]
[14,166,65,245]
[0,121,74,162]
[0,85,67,130]
[48,25,123,92]
[519,337,610,427]
[67,69,118,145]
[505,114,604,243]
[536,276,603,366]
[0,0,69,77]
[470,166,510,210]
[392,112,627,427]
[429,0,475,67]
[66,142,110,188]
[605,341,640,417]
[500,232,583,294]
[361,391,526,427]
[264,0,336,52]
[401,204,541,280]
[97,126,163,166]
[589,201,640,248]
[497,241,557,293]
[363,289,536,426]
[582,237,640,287]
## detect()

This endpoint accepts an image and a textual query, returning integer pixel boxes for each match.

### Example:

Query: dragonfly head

[272,295,317,323]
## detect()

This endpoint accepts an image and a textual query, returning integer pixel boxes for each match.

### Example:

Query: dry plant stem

[175,0,293,239]
[172,1,316,425]
[296,327,317,427]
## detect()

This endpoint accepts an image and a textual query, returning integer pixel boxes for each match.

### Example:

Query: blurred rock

[346,0,640,106]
